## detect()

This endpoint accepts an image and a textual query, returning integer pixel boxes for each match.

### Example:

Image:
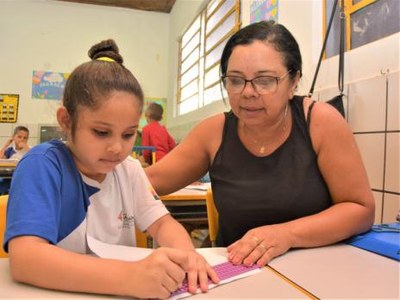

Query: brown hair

[145,102,163,122]
[13,126,29,137]
[62,39,144,137]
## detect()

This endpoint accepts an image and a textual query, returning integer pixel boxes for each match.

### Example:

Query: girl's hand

[185,249,219,294]
[227,225,292,267]
[127,247,187,299]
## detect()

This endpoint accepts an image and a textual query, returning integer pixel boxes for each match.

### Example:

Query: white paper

[184,182,211,191]
[87,235,154,261]
[87,237,260,299]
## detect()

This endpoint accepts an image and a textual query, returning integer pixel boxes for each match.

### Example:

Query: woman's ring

[251,236,260,244]
[258,243,266,252]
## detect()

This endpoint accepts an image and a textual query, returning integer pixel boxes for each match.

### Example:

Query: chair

[132,146,156,166]
[135,228,151,248]
[205,188,219,247]
[0,194,8,257]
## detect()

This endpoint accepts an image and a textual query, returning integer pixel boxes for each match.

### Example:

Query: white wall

[0,0,170,146]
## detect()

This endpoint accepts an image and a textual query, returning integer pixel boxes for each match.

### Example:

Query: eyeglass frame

[221,69,293,95]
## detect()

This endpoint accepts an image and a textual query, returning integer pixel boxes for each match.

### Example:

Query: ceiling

[57,0,177,13]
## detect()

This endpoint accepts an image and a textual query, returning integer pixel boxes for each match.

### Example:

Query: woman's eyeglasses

[221,70,292,95]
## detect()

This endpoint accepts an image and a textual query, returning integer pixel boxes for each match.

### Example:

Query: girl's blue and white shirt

[3,140,168,254]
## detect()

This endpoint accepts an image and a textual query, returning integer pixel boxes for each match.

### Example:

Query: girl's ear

[57,107,71,132]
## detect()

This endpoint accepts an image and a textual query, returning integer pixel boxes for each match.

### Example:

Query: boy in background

[0,126,30,160]
[142,102,175,164]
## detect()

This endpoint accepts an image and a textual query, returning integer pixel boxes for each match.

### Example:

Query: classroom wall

[0,0,170,147]
[167,0,399,223]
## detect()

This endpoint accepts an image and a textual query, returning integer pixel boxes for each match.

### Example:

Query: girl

[4,39,218,299]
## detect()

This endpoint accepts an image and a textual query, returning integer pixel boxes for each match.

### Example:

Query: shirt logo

[118,211,135,229]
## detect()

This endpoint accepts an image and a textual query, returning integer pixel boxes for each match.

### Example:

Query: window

[177,0,240,115]
[325,0,399,58]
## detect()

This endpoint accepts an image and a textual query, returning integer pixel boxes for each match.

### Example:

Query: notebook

[346,223,400,261]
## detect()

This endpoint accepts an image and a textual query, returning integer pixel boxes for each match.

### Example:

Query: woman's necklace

[242,104,289,154]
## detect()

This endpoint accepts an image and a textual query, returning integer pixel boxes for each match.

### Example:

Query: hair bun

[88,39,123,64]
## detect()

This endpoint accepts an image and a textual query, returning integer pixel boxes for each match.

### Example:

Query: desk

[160,186,208,226]
[269,244,399,299]
[1,245,397,299]
[0,248,310,299]
[0,160,17,195]
[0,159,17,179]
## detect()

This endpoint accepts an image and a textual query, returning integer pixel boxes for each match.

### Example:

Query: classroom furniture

[205,187,218,247]
[160,187,208,234]
[0,195,8,258]
[269,243,399,299]
[132,145,156,165]
[1,244,398,299]
[0,160,17,195]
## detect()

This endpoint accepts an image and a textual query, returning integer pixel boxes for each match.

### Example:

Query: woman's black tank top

[209,96,332,246]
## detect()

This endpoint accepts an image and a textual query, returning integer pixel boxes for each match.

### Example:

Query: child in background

[142,102,176,164]
[0,126,30,160]
[3,39,218,299]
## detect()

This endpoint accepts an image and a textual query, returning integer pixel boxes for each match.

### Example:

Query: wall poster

[250,0,279,24]
[32,70,70,100]
[0,94,19,123]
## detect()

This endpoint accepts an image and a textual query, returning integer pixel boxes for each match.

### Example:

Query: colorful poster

[32,71,69,100]
[250,0,278,24]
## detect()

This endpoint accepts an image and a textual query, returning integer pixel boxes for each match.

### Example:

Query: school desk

[269,243,399,299]
[0,247,310,299]
[0,159,17,179]
[160,185,209,228]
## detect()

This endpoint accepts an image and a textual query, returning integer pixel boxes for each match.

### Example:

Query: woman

[146,21,374,267]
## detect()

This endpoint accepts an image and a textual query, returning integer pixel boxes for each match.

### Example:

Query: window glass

[181,80,198,100]
[204,64,221,87]
[182,32,200,61]
[206,0,235,34]
[177,0,239,114]
[181,64,199,88]
[181,48,200,74]
[206,12,235,52]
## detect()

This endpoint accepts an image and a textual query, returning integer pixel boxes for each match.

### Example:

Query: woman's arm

[145,114,224,195]
[8,236,189,299]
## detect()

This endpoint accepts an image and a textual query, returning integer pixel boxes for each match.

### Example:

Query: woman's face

[225,40,298,127]
[60,91,141,182]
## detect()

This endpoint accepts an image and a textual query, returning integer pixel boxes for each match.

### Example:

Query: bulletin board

[0,94,19,123]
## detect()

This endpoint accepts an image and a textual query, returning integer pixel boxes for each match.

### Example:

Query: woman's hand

[184,249,219,294]
[227,225,293,267]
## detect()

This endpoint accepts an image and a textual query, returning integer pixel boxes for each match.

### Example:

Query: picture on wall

[32,71,70,100]
[250,0,279,24]
[0,94,19,123]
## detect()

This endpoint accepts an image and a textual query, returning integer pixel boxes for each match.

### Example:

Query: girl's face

[13,131,29,150]
[59,91,141,182]
[226,40,298,127]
